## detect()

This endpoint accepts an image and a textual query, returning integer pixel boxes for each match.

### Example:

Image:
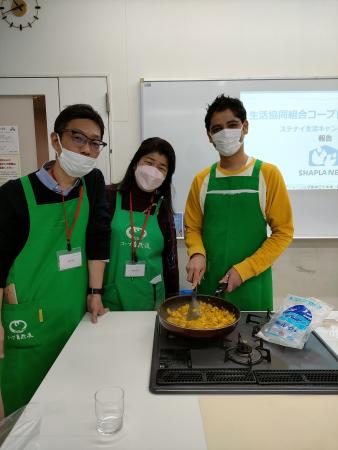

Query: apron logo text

[8,332,34,341]
[120,240,151,249]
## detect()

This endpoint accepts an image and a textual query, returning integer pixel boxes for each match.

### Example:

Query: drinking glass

[94,387,124,434]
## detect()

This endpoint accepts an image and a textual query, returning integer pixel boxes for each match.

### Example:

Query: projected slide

[240,91,338,190]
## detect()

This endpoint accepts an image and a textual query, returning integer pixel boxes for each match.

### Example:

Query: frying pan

[158,283,241,338]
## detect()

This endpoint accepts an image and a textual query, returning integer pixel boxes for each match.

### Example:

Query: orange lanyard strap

[129,191,153,263]
[62,186,84,251]
[51,166,83,251]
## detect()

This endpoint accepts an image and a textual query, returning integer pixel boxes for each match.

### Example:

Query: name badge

[57,247,82,271]
[125,261,146,278]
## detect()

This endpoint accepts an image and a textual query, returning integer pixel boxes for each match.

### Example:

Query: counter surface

[21,312,206,450]
[4,311,338,450]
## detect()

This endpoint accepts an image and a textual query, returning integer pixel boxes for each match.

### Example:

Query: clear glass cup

[95,387,124,434]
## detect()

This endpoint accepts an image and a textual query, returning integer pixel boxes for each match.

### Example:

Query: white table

[7,312,207,450]
[4,311,338,450]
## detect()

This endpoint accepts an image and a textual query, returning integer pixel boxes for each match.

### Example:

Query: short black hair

[204,95,247,131]
[54,104,105,138]
[119,137,176,214]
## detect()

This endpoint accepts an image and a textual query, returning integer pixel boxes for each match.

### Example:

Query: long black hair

[118,137,176,214]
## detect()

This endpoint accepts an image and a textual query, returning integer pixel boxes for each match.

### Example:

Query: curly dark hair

[205,95,247,131]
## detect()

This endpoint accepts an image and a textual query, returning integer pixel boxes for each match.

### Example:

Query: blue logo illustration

[309,145,338,166]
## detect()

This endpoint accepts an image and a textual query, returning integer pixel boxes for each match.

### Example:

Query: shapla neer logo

[309,145,338,166]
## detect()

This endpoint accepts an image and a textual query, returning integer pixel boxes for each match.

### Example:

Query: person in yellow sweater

[184,95,294,311]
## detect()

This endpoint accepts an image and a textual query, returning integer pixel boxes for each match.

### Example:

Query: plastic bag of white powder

[256,294,333,349]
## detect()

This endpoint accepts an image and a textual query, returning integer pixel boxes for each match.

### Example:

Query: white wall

[1,0,338,306]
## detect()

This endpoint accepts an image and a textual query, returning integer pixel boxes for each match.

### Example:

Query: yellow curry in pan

[166,301,236,330]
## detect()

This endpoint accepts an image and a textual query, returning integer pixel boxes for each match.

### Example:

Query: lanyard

[51,166,83,251]
[62,187,84,251]
[129,191,153,262]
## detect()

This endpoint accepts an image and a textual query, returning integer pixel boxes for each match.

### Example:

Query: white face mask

[212,127,243,157]
[57,136,97,178]
[134,164,165,192]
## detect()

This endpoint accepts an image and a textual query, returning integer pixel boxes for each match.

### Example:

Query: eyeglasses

[62,129,107,153]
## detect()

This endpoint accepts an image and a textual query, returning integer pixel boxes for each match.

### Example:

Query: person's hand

[219,267,242,293]
[87,294,109,323]
[186,254,206,289]
[0,322,4,358]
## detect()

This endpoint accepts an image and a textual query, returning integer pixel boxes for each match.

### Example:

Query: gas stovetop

[149,311,338,394]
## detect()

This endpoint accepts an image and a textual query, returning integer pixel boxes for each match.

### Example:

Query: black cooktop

[149,311,338,394]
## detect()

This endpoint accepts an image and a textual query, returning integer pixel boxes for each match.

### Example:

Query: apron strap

[209,162,218,181]
[252,159,262,178]
[210,160,262,180]
[21,174,88,208]
[21,176,37,207]
[154,196,163,215]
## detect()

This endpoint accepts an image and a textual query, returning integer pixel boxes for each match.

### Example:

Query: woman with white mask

[103,137,179,311]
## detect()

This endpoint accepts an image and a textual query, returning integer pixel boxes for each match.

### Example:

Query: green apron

[199,160,272,311]
[103,192,165,311]
[1,176,89,415]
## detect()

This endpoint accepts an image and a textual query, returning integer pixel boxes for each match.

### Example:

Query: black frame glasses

[62,128,107,153]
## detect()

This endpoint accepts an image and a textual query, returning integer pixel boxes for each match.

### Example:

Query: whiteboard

[141,78,338,238]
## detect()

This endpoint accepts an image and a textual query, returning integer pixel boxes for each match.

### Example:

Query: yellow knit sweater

[184,157,294,282]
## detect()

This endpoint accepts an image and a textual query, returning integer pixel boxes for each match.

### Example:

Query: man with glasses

[185,95,293,311]
[0,104,111,416]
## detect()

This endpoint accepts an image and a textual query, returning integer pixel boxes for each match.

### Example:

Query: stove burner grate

[223,333,271,366]
[225,346,263,365]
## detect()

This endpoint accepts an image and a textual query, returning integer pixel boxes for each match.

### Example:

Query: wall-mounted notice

[0,155,21,186]
[0,125,21,185]
[0,125,19,154]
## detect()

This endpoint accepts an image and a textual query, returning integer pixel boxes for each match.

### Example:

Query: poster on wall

[0,125,21,186]
[0,155,21,186]
[0,125,20,154]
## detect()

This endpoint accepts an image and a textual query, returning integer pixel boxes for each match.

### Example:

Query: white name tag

[57,248,82,271]
[125,261,146,277]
